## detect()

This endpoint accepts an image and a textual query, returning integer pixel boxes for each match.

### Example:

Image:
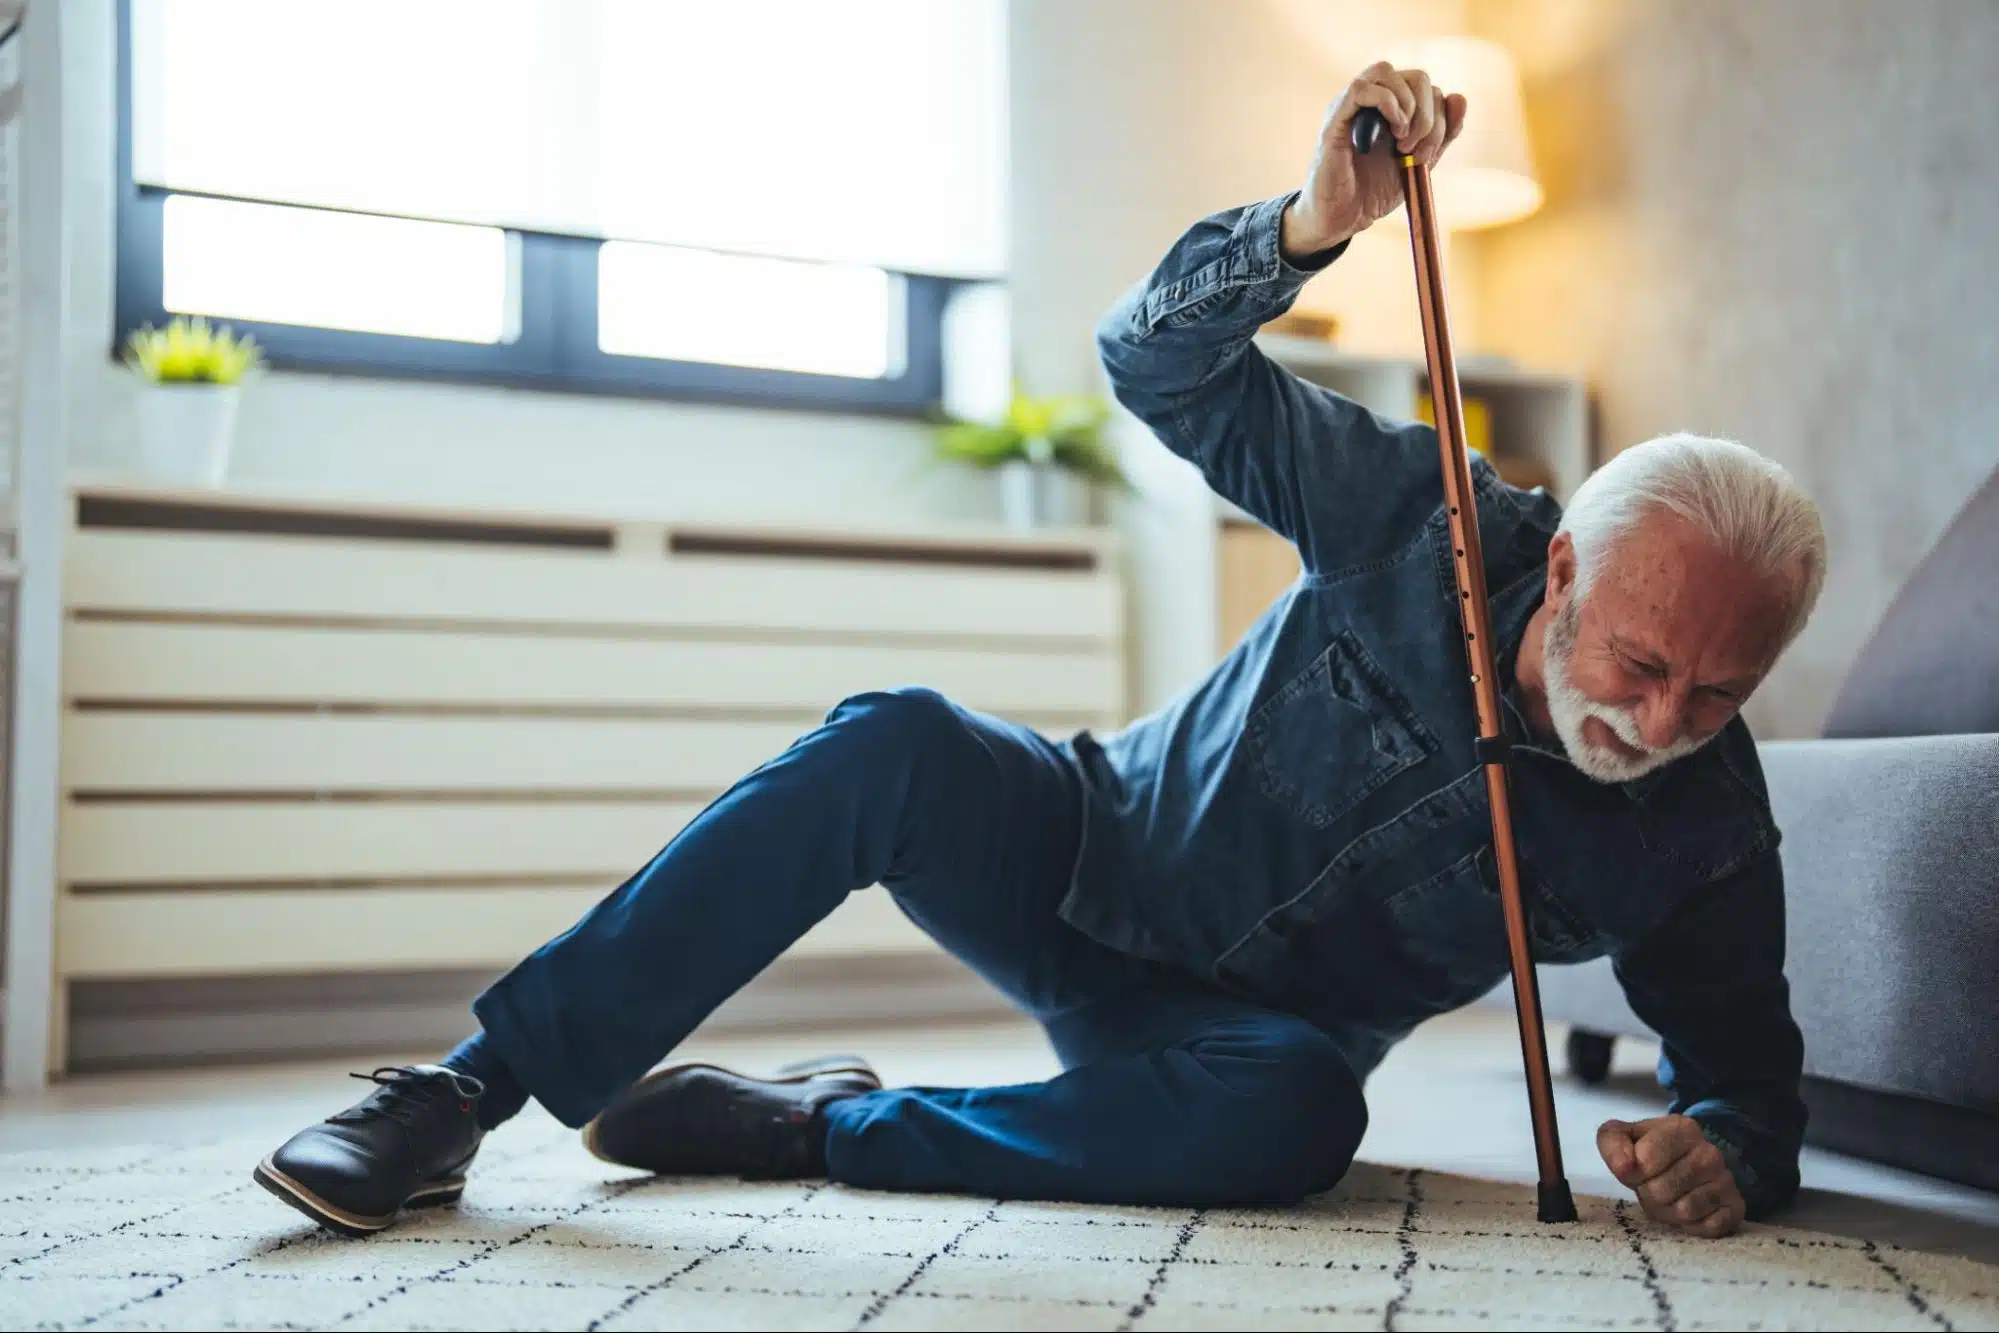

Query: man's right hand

[1280,62,1468,262]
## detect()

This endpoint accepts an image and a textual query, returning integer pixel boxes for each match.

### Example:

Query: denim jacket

[1066,193,1808,1217]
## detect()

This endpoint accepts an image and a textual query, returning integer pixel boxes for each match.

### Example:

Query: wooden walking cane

[1351,107,1578,1223]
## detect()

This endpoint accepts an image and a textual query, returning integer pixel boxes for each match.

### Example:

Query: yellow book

[1415,391,1493,458]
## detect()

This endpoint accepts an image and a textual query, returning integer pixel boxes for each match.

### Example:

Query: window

[160,196,518,345]
[114,0,1008,414]
[595,244,901,380]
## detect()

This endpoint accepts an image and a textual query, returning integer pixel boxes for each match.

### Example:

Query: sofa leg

[1566,1028,1615,1085]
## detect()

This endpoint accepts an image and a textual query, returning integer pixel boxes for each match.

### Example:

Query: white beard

[1541,596,1709,784]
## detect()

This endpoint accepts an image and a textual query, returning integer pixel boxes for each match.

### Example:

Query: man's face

[1540,513,1792,784]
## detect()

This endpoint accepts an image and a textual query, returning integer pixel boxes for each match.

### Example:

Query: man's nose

[1636,690,1690,752]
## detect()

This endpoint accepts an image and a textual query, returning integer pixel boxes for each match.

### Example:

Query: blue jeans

[473,688,1367,1206]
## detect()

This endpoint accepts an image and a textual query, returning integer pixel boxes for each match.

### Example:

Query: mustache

[1543,598,1704,777]
[1577,696,1701,761]
[1578,695,1652,752]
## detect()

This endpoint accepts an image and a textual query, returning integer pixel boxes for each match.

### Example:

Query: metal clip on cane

[1351,106,1577,1224]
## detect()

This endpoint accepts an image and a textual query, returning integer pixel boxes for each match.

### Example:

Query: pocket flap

[1246,630,1437,829]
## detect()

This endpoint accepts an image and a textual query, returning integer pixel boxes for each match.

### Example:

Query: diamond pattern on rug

[1,1111,1993,1332]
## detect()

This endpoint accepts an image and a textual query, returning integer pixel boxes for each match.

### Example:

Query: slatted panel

[65,710,1092,796]
[66,620,1121,718]
[67,529,1120,642]
[61,801,704,885]
[55,491,1124,1012]
[59,886,931,978]
[66,713,803,793]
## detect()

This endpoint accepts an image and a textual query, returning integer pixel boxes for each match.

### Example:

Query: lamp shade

[1386,36,1541,230]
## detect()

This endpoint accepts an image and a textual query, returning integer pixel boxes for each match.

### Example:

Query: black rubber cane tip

[1350,106,1390,156]
[1537,1179,1579,1224]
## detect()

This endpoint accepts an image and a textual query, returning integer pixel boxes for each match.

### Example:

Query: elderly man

[256,63,1825,1243]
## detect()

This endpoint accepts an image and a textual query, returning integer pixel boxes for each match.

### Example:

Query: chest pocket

[1385,845,1604,1005]
[1245,630,1437,829]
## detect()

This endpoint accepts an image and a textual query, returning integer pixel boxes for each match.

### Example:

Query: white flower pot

[135,382,240,487]
[998,460,1091,531]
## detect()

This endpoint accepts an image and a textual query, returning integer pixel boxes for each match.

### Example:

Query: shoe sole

[253,1156,467,1239]
[580,1053,880,1167]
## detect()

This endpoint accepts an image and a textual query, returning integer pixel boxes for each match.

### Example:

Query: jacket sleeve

[1612,853,1808,1218]
[1094,193,1450,577]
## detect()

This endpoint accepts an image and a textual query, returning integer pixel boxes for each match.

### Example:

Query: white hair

[1558,432,1827,649]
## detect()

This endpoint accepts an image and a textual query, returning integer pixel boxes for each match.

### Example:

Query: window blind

[130,0,1008,279]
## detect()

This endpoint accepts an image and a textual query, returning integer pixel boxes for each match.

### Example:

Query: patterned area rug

[3,1112,1994,1332]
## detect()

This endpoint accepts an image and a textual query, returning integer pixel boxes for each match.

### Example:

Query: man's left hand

[1597,1116,1747,1238]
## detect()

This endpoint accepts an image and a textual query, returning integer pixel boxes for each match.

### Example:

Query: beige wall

[1010,0,1475,403]
[1469,0,1999,737]
[1010,0,1476,710]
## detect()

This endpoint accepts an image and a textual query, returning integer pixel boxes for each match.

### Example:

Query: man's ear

[1545,532,1578,610]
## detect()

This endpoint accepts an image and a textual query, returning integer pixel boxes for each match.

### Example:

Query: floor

[3,1008,1994,1266]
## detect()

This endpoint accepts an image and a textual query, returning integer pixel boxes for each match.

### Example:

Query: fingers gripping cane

[1352,107,1577,1224]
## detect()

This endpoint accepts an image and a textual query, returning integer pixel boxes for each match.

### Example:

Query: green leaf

[932,420,1025,468]
[122,315,264,385]
[931,389,1125,487]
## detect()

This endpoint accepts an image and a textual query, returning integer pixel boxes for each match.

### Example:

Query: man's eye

[1620,651,1666,679]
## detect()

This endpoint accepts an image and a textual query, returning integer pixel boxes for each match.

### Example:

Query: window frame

[111,0,951,417]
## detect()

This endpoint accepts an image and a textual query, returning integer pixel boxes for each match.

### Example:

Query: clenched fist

[1598,1116,1747,1239]
[1280,61,1468,262]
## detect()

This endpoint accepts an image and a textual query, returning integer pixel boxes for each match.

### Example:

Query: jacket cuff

[1696,1118,1774,1217]
[1243,192,1353,281]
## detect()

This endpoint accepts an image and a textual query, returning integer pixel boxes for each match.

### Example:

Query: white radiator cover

[52,483,1126,1072]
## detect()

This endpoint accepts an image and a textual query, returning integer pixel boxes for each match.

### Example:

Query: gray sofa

[1540,464,1999,1191]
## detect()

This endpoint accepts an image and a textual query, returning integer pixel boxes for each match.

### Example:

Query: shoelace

[329,1065,486,1129]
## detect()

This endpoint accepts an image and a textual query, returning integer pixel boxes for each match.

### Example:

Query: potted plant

[933,391,1128,531]
[123,316,263,486]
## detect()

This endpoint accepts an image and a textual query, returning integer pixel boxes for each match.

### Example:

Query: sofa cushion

[1823,464,1999,738]
[1762,735,1999,1112]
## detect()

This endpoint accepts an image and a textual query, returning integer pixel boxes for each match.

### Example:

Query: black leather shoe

[582,1054,880,1179]
[254,1065,486,1237]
